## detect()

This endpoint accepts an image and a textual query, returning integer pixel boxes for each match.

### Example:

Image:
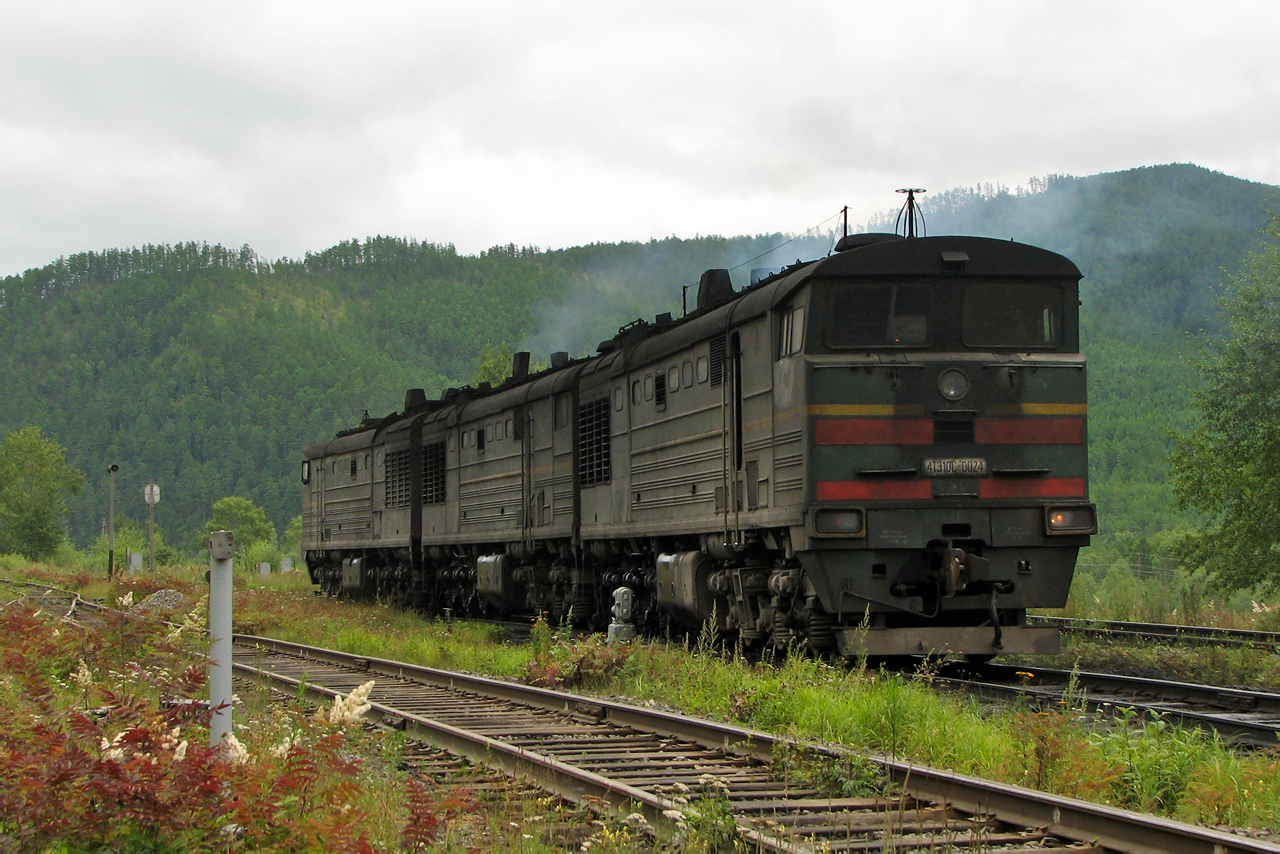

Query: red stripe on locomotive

[978,478,1085,499]
[814,419,932,445]
[974,418,1084,444]
[817,480,933,500]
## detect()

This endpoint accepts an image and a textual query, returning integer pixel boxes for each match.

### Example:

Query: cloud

[0,1,1277,274]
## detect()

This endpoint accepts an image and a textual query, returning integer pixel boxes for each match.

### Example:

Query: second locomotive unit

[302,228,1096,658]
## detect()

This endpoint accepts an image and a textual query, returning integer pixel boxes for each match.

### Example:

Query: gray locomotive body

[302,233,1096,657]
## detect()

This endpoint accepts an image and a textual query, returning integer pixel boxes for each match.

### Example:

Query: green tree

[281,515,304,560]
[197,496,276,563]
[1170,215,1280,590]
[90,517,183,568]
[0,427,84,560]
[471,342,549,388]
[471,342,514,387]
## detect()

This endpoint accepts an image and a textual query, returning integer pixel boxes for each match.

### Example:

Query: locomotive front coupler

[935,540,990,598]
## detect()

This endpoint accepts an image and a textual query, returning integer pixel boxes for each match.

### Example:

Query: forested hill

[1,163,1274,552]
[0,232,832,549]
[0,239,564,547]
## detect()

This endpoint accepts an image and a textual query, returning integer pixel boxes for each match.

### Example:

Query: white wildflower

[269,735,299,758]
[699,773,730,792]
[173,740,188,762]
[73,659,93,689]
[117,591,133,608]
[100,731,130,761]
[328,680,376,727]
[166,595,208,642]
[662,809,685,821]
[221,733,250,765]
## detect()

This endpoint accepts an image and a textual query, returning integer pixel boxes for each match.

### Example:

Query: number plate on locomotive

[922,458,988,477]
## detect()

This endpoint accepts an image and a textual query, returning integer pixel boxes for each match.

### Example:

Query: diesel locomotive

[301,229,1096,658]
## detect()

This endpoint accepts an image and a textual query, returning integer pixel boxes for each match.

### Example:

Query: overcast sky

[2,1,1276,275]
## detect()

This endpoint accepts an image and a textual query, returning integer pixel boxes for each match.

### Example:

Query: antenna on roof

[894,188,926,239]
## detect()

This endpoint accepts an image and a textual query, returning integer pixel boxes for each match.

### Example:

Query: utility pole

[107,464,119,578]
[144,483,160,573]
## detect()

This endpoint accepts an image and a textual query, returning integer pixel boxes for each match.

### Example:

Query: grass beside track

[1009,635,1280,693]
[7,558,1280,842]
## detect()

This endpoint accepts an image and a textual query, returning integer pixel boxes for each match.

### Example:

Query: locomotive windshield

[821,279,1066,350]
[962,281,1062,348]
[823,282,933,348]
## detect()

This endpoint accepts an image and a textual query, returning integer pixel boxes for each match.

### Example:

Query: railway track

[934,661,1280,748]
[233,634,1278,853]
[1028,616,1280,650]
[0,576,93,620]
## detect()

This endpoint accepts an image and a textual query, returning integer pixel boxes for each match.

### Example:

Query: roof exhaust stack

[697,269,734,310]
[512,351,530,380]
[404,388,427,411]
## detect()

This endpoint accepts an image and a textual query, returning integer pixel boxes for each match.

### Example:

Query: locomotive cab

[792,236,1095,657]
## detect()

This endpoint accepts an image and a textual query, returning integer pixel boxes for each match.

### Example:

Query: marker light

[938,368,970,401]
[815,509,865,535]
[1046,505,1096,534]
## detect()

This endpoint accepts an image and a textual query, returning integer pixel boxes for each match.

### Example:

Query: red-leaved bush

[0,602,446,852]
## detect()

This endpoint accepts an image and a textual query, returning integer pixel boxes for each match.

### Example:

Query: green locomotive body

[302,232,1095,657]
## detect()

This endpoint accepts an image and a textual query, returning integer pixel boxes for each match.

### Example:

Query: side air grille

[709,335,727,388]
[385,449,411,508]
[579,397,612,486]
[422,441,446,505]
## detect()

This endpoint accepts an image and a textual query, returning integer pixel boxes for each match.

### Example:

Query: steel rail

[234,634,1280,854]
[0,576,94,622]
[1029,616,1280,649]
[936,661,1280,748]
[232,637,798,851]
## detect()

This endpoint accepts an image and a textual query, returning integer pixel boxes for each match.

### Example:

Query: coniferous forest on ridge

[1,163,1275,556]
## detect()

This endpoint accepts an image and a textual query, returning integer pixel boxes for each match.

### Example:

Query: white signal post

[143,483,159,573]
[207,530,234,747]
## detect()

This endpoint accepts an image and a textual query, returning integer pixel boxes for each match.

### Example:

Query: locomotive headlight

[815,509,864,535]
[938,368,970,401]
[1045,505,1097,534]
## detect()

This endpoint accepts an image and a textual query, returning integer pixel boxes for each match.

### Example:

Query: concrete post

[207,530,235,747]
[107,464,118,578]
[147,502,155,573]
[144,483,159,574]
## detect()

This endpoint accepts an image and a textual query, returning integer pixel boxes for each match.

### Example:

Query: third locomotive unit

[302,229,1096,658]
